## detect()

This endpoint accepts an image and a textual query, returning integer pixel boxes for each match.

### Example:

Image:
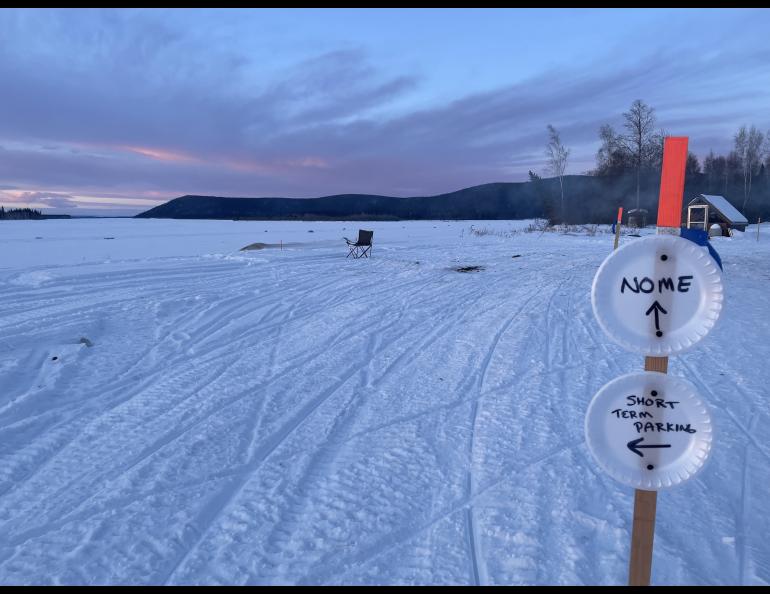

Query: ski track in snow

[0,219,768,585]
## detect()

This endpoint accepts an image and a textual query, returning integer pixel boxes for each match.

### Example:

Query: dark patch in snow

[454,265,484,273]
[241,242,298,251]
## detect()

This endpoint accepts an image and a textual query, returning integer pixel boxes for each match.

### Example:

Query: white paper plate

[592,234,724,356]
[585,372,713,491]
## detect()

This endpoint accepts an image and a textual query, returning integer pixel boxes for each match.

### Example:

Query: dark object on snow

[51,356,58,361]
[627,208,648,229]
[79,337,94,347]
[241,242,294,251]
[241,242,269,250]
[344,229,373,259]
[512,254,522,258]
[104,237,115,240]
[454,265,484,273]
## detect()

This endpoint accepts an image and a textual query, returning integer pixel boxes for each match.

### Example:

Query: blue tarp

[679,226,723,270]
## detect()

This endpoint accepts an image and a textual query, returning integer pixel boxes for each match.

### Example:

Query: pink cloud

[122,145,199,163]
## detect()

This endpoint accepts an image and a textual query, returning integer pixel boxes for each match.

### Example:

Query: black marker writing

[625,395,679,409]
[633,421,696,434]
[620,275,695,294]
[611,408,653,419]
[678,276,693,292]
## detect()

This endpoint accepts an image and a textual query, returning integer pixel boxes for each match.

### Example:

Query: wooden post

[628,356,667,586]
[627,137,687,587]
[758,217,762,242]
[614,207,623,251]
[629,487,658,586]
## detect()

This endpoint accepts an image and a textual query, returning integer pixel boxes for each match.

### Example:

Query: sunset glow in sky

[2,8,769,215]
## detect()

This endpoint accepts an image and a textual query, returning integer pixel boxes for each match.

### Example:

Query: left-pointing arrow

[627,437,672,457]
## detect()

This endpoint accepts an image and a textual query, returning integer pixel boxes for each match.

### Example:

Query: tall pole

[758,217,762,242]
[628,137,688,587]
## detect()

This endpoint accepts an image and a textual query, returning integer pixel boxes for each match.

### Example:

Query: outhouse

[627,208,648,229]
[686,194,748,236]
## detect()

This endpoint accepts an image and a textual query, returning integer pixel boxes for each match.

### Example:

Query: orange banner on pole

[656,137,688,228]
[617,207,623,223]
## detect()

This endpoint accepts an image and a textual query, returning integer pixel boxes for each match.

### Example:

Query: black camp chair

[344,229,373,259]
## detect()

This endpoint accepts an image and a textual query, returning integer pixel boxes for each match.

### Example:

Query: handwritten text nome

[620,276,694,294]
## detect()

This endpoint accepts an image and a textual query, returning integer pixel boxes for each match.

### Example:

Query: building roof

[691,194,748,224]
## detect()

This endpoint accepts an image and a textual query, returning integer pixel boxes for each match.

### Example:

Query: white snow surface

[0,218,768,585]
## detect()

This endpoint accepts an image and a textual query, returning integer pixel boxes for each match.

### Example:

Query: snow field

[0,219,768,585]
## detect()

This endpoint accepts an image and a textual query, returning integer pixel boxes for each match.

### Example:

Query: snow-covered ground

[0,218,768,585]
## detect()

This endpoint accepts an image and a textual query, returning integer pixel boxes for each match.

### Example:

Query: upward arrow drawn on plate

[645,300,668,336]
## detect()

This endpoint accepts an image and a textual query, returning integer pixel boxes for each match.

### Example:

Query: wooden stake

[644,355,668,374]
[626,136,687,587]
[629,487,658,586]
[610,241,665,585]
[758,217,761,242]
[628,355,668,586]
[614,207,623,251]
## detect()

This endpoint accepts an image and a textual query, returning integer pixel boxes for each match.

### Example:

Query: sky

[1,8,769,216]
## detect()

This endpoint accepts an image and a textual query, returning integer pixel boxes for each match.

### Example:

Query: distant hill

[135,175,760,223]
[135,182,544,221]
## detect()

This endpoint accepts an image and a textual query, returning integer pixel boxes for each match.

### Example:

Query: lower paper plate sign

[584,371,713,490]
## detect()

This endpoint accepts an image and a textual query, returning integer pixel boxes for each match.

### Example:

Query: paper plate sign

[585,372,713,491]
[592,235,724,356]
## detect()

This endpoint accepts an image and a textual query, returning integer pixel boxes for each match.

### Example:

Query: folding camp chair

[344,229,373,259]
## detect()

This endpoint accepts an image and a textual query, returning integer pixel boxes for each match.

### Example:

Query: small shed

[687,194,748,236]
[627,208,648,229]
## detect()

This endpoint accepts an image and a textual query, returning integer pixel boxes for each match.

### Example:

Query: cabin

[686,194,748,236]
[627,208,648,229]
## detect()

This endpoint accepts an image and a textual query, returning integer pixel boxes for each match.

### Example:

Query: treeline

[0,206,43,220]
[543,100,770,224]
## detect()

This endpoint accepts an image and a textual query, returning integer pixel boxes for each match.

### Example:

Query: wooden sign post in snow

[632,138,689,586]
[586,137,724,586]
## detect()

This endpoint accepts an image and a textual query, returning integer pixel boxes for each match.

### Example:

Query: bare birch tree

[734,126,748,207]
[735,125,764,210]
[747,126,764,209]
[764,131,770,192]
[621,100,657,209]
[545,124,569,223]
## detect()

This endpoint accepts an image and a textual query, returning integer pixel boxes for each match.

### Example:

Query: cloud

[0,9,769,211]
[20,192,79,209]
[0,190,79,209]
